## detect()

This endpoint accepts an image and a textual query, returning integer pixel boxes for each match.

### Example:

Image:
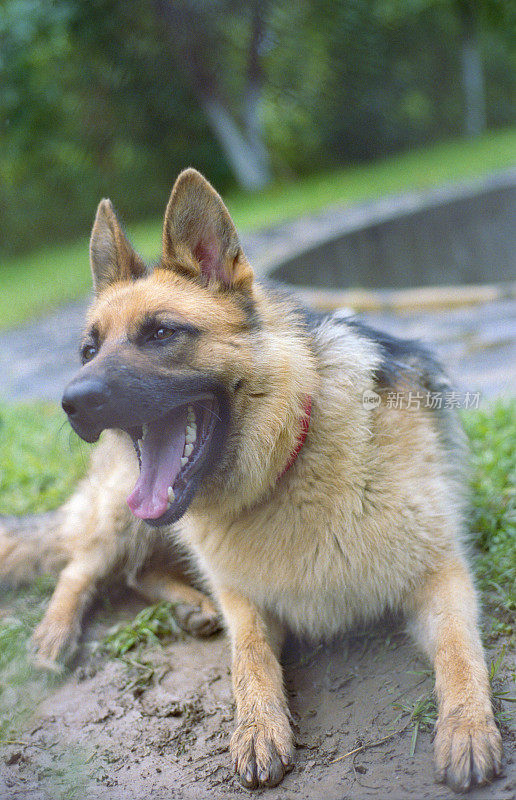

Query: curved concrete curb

[267,169,516,291]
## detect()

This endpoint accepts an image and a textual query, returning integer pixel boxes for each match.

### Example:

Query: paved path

[1,205,515,405]
[361,299,516,401]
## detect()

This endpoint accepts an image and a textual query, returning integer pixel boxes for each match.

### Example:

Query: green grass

[103,602,182,658]
[462,400,516,640]
[100,602,186,696]
[0,402,88,515]
[224,127,516,233]
[396,689,438,757]
[1,127,515,330]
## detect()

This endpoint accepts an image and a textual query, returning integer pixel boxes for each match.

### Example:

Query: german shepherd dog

[1,169,502,792]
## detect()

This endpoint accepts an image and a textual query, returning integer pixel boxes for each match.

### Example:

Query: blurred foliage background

[1,0,515,256]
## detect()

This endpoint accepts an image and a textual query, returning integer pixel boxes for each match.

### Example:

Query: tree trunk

[202,96,270,190]
[154,0,271,190]
[241,0,271,187]
[457,1,486,138]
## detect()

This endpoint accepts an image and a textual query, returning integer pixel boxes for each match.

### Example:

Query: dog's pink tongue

[127,408,187,520]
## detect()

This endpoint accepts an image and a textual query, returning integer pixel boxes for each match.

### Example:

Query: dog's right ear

[90,199,146,294]
[162,168,253,293]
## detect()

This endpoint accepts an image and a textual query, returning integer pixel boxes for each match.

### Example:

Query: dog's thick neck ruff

[280,396,312,478]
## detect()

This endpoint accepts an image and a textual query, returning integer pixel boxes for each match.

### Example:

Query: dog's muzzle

[61,361,231,526]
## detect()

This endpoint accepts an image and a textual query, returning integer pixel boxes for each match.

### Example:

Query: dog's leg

[407,556,502,792]
[217,587,294,789]
[128,569,221,637]
[32,554,110,669]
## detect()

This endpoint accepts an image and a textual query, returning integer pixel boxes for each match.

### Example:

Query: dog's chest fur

[179,319,463,639]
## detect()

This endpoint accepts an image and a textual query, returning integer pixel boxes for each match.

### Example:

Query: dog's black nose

[62,378,108,417]
[62,378,110,442]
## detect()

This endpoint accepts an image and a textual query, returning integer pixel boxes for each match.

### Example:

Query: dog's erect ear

[162,168,254,292]
[90,199,146,294]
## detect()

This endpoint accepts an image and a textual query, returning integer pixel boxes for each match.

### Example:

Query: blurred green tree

[375,0,516,138]
[0,0,514,255]
[0,0,234,253]
[264,0,515,166]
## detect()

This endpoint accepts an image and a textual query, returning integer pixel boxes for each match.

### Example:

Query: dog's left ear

[162,168,254,293]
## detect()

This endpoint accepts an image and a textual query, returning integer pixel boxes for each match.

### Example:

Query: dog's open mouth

[125,395,219,526]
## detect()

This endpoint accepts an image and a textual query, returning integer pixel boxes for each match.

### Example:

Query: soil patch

[1,593,514,800]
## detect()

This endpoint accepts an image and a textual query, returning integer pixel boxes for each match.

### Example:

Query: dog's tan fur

[0,169,502,791]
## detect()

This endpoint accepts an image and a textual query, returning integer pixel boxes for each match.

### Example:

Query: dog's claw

[231,718,294,789]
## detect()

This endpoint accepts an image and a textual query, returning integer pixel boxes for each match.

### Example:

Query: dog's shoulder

[342,317,449,395]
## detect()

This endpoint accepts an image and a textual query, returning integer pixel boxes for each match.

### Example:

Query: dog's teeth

[184,443,193,458]
[185,425,197,444]
[180,456,188,467]
[167,486,175,502]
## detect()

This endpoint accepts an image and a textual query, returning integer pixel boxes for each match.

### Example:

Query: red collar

[280,396,312,478]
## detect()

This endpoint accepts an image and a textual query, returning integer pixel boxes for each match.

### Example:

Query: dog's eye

[81,344,97,363]
[152,326,176,341]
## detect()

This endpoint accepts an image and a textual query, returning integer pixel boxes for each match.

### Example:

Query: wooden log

[294,281,516,314]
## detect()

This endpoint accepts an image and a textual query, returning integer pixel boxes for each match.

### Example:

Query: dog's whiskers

[196,402,222,423]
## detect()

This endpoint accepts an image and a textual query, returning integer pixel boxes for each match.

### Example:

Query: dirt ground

[1,588,514,800]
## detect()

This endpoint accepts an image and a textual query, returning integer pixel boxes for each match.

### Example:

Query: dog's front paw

[231,714,294,789]
[173,599,221,637]
[30,617,78,670]
[434,710,502,792]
